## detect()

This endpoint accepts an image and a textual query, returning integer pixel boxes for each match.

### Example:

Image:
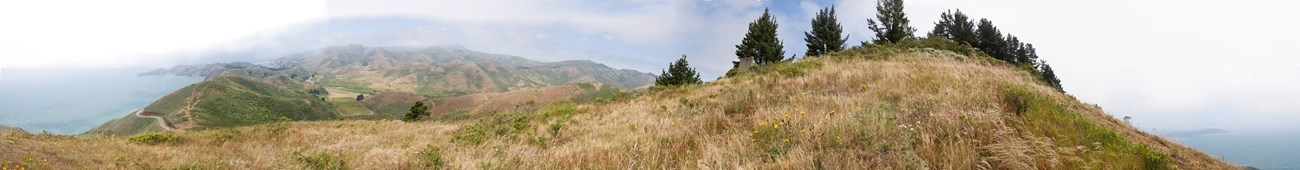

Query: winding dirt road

[133,109,183,132]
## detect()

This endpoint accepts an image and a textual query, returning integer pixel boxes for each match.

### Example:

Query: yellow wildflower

[783,139,789,143]
[800,129,807,133]
[754,130,759,133]
[759,122,766,126]
[800,111,805,115]
[774,124,779,129]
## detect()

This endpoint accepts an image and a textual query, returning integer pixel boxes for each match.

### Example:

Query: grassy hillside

[273,45,655,97]
[8,46,1234,169]
[87,75,338,136]
[354,83,629,120]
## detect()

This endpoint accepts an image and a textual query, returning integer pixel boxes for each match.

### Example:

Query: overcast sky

[1,0,1298,134]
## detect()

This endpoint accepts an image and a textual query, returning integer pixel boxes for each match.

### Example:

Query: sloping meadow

[2,46,1236,169]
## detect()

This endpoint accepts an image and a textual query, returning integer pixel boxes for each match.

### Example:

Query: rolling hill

[9,45,1236,169]
[86,74,338,136]
[272,44,655,97]
[88,45,653,135]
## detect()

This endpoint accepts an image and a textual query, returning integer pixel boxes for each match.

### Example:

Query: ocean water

[1169,132,1300,169]
[0,68,202,134]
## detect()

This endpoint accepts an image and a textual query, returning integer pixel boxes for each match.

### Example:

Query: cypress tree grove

[975,19,1009,61]
[929,9,977,46]
[932,9,1060,92]
[1038,60,1063,92]
[866,0,916,44]
[804,6,847,57]
[655,55,703,87]
[736,8,785,65]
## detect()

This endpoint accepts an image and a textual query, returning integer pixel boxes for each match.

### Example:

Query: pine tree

[804,6,846,57]
[929,9,976,46]
[975,19,1009,61]
[403,101,428,122]
[1024,44,1039,65]
[1006,35,1025,64]
[1038,60,1063,92]
[736,8,785,65]
[866,0,915,44]
[655,55,703,87]
[656,55,703,86]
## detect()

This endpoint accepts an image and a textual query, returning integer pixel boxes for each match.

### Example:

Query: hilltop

[88,45,650,135]
[87,74,339,136]
[4,45,1235,169]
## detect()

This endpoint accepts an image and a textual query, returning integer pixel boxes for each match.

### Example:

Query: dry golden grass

[0,49,1238,169]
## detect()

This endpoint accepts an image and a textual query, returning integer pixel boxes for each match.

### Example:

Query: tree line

[654,0,1064,92]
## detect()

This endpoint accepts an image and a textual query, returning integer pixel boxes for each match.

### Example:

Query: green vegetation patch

[754,60,823,77]
[328,97,372,117]
[571,83,633,104]
[1001,85,1169,169]
[295,151,348,170]
[451,102,582,146]
[190,76,339,129]
[126,132,185,145]
[415,145,446,169]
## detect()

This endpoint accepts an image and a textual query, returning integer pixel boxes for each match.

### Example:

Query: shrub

[415,145,445,169]
[451,112,535,145]
[126,132,185,145]
[296,151,348,170]
[755,60,823,77]
[1003,87,1030,116]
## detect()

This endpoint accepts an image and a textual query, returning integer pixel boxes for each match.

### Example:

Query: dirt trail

[177,84,207,128]
[133,109,183,132]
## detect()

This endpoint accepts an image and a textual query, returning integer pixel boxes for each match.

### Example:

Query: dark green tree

[866,0,916,44]
[736,8,785,65]
[1006,35,1025,64]
[1038,60,1063,92]
[403,101,428,121]
[655,55,703,86]
[1023,44,1039,64]
[355,94,365,101]
[975,19,1009,61]
[804,6,847,57]
[929,9,977,46]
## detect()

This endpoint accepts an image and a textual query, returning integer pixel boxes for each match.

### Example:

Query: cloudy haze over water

[1,0,1299,166]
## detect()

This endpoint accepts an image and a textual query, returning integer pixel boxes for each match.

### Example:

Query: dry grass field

[0,47,1238,169]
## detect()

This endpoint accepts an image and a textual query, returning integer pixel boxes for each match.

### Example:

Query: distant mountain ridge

[270,45,654,97]
[91,45,654,135]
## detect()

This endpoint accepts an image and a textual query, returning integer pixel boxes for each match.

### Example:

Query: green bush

[296,151,348,170]
[754,60,823,77]
[451,112,535,145]
[1001,85,1170,168]
[451,103,582,145]
[416,145,445,169]
[126,132,185,145]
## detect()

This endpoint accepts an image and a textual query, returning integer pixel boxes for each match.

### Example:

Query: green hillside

[88,74,338,135]
[273,45,655,97]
